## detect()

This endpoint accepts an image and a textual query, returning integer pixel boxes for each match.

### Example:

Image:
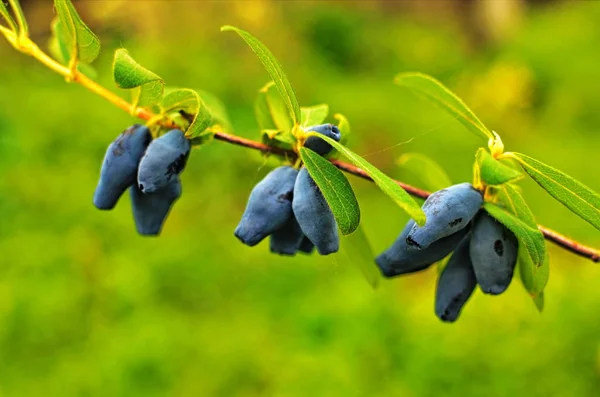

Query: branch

[213,131,600,263]
[5,32,597,263]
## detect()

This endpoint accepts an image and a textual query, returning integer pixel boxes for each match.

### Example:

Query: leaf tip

[414,212,427,227]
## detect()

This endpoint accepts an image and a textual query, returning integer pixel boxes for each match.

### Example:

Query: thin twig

[212,131,600,263]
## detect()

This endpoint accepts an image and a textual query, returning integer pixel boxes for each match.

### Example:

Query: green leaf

[508,152,600,230]
[483,202,545,268]
[48,18,68,63]
[518,244,549,296]
[397,152,452,192]
[197,89,233,133]
[497,183,536,226]
[394,72,492,140]
[306,133,426,226]
[54,0,100,65]
[263,130,295,145]
[254,83,278,131]
[161,88,211,138]
[341,225,380,289]
[476,148,522,186]
[264,81,293,132]
[222,26,300,125]
[301,104,329,127]
[299,147,360,235]
[532,290,544,313]
[0,1,18,32]
[113,48,164,108]
[48,18,96,78]
[7,0,27,37]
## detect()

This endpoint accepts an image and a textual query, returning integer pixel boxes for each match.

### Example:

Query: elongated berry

[298,236,315,254]
[376,219,470,278]
[292,167,339,255]
[435,235,477,322]
[235,166,298,246]
[469,211,518,295]
[407,183,482,250]
[270,216,304,256]
[130,177,182,236]
[93,125,151,210]
[137,129,190,194]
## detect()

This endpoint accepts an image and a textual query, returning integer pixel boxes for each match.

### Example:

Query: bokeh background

[1,0,599,396]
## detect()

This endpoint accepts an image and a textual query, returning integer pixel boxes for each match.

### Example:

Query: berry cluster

[235,124,342,256]
[93,125,191,235]
[376,183,518,322]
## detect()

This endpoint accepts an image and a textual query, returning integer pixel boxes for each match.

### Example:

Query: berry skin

[376,219,470,278]
[269,216,304,256]
[137,129,191,194]
[93,125,152,210]
[235,166,299,247]
[292,167,339,255]
[304,124,341,155]
[298,236,315,254]
[406,183,482,250]
[469,211,518,295]
[130,177,182,236]
[435,234,477,323]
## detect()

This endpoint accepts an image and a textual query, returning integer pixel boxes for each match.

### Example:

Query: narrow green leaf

[264,130,295,145]
[306,133,426,225]
[509,152,600,230]
[48,18,68,63]
[394,72,492,140]
[301,104,329,127]
[518,244,549,296]
[161,88,211,138]
[54,0,100,65]
[397,152,452,192]
[254,81,293,134]
[497,183,536,226]
[299,147,360,235]
[264,81,293,133]
[476,148,522,186]
[341,225,380,289]
[8,0,26,37]
[0,1,18,32]
[197,89,233,133]
[483,202,545,268]
[254,83,278,131]
[261,131,294,152]
[480,150,519,187]
[113,48,164,107]
[222,25,300,125]
[532,290,544,312]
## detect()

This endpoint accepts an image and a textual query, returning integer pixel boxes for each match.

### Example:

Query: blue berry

[376,219,470,278]
[235,166,299,246]
[304,124,341,155]
[469,211,518,295]
[292,167,339,255]
[407,183,482,250]
[137,129,190,194]
[435,234,477,322]
[93,125,151,210]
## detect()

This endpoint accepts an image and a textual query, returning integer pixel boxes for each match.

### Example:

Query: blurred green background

[1,1,599,396]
